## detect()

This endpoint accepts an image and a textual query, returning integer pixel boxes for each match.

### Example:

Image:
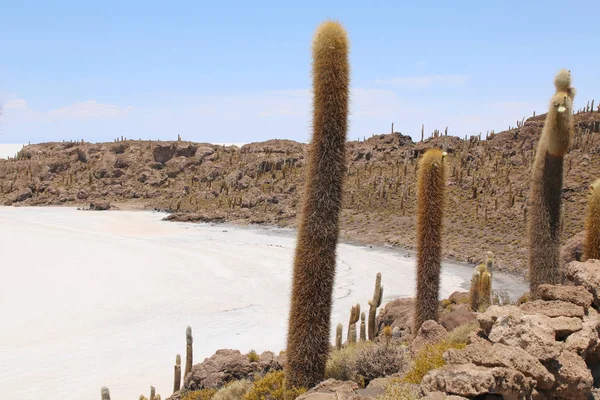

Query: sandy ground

[0,207,527,400]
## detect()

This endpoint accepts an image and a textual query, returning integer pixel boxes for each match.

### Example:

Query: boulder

[538,284,593,312]
[476,305,523,335]
[8,188,32,204]
[423,392,469,400]
[440,308,476,332]
[421,363,535,399]
[411,320,448,354]
[184,349,282,390]
[520,300,584,319]
[545,351,593,400]
[545,316,583,340]
[376,298,414,339]
[448,291,470,305]
[561,230,586,267]
[488,315,563,362]
[89,201,111,211]
[443,343,555,390]
[565,315,600,362]
[565,260,600,309]
[295,379,365,400]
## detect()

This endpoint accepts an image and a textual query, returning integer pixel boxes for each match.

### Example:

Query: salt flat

[0,207,527,400]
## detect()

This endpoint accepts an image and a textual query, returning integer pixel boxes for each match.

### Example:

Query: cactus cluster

[347,303,360,343]
[469,263,492,312]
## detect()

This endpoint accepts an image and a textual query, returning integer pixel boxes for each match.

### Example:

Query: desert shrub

[402,340,466,384]
[491,290,514,306]
[248,350,260,363]
[446,320,479,344]
[213,379,253,400]
[326,341,407,385]
[354,341,408,384]
[181,388,217,400]
[374,379,421,400]
[517,292,530,304]
[243,370,305,400]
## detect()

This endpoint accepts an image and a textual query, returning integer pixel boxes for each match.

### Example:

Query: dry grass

[243,371,306,400]
[181,388,218,400]
[212,379,253,400]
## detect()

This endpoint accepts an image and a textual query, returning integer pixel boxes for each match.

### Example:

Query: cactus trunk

[335,323,343,350]
[284,20,350,390]
[101,387,111,400]
[368,272,383,341]
[359,312,366,341]
[528,69,575,297]
[584,179,600,260]
[173,354,181,393]
[185,326,193,378]
[413,149,447,334]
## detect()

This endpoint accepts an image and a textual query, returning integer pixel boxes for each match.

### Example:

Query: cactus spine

[368,272,383,340]
[584,178,600,260]
[359,312,366,341]
[101,387,111,400]
[347,304,360,342]
[185,326,193,378]
[528,69,576,297]
[285,19,350,389]
[413,149,447,334]
[335,323,343,350]
[174,354,181,393]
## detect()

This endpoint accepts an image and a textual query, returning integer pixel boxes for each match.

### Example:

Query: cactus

[528,69,576,297]
[150,386,156,400]
[335,323,343,350]
[347,303,360,342]
[413,149,447,334]
[285,19,350,389]
[349,323,357,344]
[185,326,193,378]
[359,312,366,341]
[584,178,600,260]
[485,251,494,279]
[101,387,111,400]
[174,354,182,393]
[469,264,492,312]
[368,272,383,340]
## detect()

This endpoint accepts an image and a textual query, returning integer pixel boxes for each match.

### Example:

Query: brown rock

[565,260,600,309]
[440,308,476,332]
[184,349,282,390]
[448,291,470,305]
[424,392,469,400]
[295,379,365,400]
[476,305,523,335]
[561,230,586,267]
[89,201,111,210]
[565,315,600,362]
[545,351,593,400]
[421,363,535,399]
[376,298,414,339]
[443,343,555,389]
[520,300,585,319]
[488,315,563,362]
[545,316,583,340]
[411,320,448,354]
[538,284,593,311]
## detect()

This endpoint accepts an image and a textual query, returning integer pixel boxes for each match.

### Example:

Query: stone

[421,363,535,399]
[476,305,523,335]
[8,188,32,204]
[488,315,563,362]
[443,342,555,389]
[376,298,414,339]
[538,284,593,311]
[411,320,448,354]
[520,300,584,319]
[448,291,470,305]
[184,349,282,390]
[565,315,600,362]
[545,351,593,400]
[295,379,365,400]
[561,230,585,267]
[89,201,111,211]
[440,308,476,332]
[424,392,469,400]
[545,316,583,340]
[565,260,600,309]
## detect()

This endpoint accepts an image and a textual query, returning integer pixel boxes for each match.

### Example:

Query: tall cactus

[359,312,366,341]
[485,251,494,279]
[347,304,360,342]
[285,19,350,389]
[368,272,383,340]
[101,387,111,400]
[528,69,576,297]
[335,323,343,350]
[173,354,182,393]
[150,386,156,400]
[413,149,447,334]
[185,326,193,378]
[584,178,600,260]
[469,264,492,312]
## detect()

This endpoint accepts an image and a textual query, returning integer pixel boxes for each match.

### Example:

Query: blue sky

[1,1,599,145]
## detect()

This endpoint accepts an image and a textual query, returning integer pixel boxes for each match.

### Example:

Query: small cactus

[174,354,181,393]
[101,387,111,400]
[347,304,360,342]
[185,326,193,378]
[368,273,383,341]
[335,323,343,350]
[150,386,156,400]
[349,323,357,344]
[469,264,492,312]
[485,251,494,279]
[359,312,366,341]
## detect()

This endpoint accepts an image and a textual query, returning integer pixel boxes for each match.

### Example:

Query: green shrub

[243,371,306,400]
[402,340,466,384]
[213,379,253,400]
[181,388,217,400]
[248,350,260,363]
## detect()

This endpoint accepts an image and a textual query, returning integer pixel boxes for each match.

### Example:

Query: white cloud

[375,74,470,88]
[4,99,29,111]
[47,100,133,120]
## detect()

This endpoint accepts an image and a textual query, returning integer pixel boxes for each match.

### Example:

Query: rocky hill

[2,110,600,275]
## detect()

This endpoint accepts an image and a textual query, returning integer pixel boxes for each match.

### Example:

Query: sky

[1,1,599,145]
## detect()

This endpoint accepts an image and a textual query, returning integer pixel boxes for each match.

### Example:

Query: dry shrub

[213,379,253,400]
[325,341,408,385]
[446,320,479,344]
[243,371,305,400]
[181,388,217,400]
[402,340,466,384]
[374,379,421,400]
[248,350,260,363]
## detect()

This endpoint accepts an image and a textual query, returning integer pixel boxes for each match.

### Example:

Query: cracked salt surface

[0,206,527,399]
